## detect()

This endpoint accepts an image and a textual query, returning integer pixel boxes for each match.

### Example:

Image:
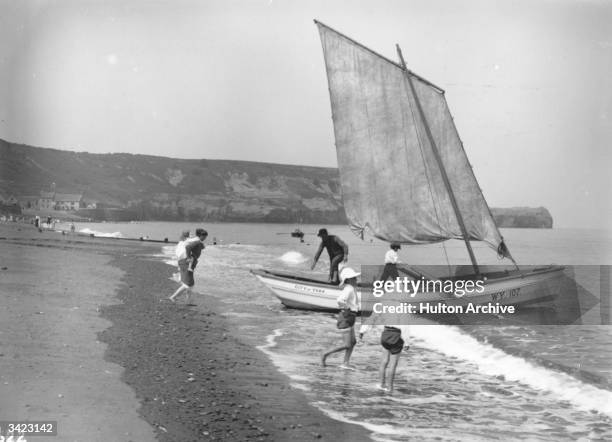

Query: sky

[0,0,610,228]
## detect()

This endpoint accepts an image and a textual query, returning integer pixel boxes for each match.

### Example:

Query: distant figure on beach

[321,267,360,369]
[169,228,208,305]
[359,325,406,393]
[380,243,401,281]
[70,223,76,233]
[311,228,349,284]
[34,216,40,228]
[169,229,192,302]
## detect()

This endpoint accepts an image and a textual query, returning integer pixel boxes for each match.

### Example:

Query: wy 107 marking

[490,287,521,302]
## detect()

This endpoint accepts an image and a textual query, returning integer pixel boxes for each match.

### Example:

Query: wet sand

[0,223,370,441]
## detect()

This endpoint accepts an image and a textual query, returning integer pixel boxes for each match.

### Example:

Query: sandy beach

[0,223,370,441]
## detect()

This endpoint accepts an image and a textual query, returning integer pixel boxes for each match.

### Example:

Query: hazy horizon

[1,0,610,229]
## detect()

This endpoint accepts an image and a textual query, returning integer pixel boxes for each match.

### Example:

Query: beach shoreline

[0,223,370,441]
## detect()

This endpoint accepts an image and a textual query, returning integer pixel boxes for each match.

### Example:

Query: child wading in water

[378,326,406,392]
[321,267,360,369]
[359,325,407,393]
[365,243,408,392]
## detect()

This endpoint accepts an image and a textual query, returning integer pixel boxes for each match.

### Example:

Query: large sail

[316,21,509,255]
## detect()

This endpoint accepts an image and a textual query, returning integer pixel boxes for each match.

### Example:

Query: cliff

[490,207,553,229]
[0,139,552,227]
[0,139,345,223]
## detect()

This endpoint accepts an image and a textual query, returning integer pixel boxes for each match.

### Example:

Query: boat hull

[251,266,566,312]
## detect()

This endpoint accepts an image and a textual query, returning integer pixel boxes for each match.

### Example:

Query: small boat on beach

[251,266,564,312]
[254,21,565,311]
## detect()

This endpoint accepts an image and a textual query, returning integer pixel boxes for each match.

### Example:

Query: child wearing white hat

[321,267,361,369]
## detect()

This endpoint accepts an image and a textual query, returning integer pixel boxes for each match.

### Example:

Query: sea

[63,222,612,441]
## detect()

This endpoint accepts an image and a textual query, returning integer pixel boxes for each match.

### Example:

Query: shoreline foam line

[313,404,495,442]
[77,228,176,243]
[257,329,284,353]
[409,325,612,418]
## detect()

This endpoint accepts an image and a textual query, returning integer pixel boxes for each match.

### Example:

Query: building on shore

[53,193,83,210]
[1,194,18,205]
[19,189,84,212]
[39,191,56,210]
[17,195,40,210]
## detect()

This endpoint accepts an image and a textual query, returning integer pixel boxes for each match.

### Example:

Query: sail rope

[441,241,452,275]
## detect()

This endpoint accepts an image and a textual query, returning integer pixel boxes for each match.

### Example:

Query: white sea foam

[290,382,312,392]
[384,393,449,405]
[314,405,408,439]
[317,404,501,442]
[257,329,321,382]
[257,328,283,352]
[409,325,612,418]
[278,251,308,265]
[159,245,177,266]
[224,243,264,251]
[79,228,123,238]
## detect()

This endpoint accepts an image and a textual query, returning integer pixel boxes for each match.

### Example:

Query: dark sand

[0,223,370,441]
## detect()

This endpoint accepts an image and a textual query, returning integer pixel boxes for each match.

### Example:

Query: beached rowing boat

[253,21,565,311]
[252,266,564,312]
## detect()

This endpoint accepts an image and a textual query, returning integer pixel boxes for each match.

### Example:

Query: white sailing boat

[252,21,564,311]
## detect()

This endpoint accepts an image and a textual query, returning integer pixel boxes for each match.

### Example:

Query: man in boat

[380,243,401,281]
[311,228,349,284]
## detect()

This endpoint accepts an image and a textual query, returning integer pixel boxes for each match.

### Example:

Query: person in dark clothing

[379,243,401,281]
[311,228,349,284]
[169,228,208,305]
[359,324,407,393]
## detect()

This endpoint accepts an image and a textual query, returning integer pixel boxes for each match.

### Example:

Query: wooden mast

[396,44,481,276]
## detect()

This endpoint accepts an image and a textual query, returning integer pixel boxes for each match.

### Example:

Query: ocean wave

[257,329,315,376]
[224,243,265,251]
[78,228,123,238]
[409,325,612,418]
[278,251,308,266]
[314,405,412,440]
[317,404,502,442]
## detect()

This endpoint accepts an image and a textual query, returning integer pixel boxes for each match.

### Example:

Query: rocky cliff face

[0,139,553,227]
[0,139,345,223]
[490,207,553,228]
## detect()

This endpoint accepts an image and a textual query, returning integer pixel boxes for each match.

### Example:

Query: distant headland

[0,139,552,228]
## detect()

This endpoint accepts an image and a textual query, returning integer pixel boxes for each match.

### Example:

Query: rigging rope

[441,241,452,275]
